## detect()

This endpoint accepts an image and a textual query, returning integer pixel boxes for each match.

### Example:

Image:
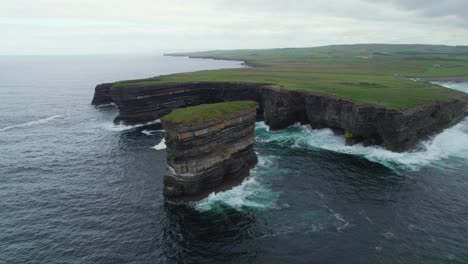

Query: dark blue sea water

[0,55,467,264]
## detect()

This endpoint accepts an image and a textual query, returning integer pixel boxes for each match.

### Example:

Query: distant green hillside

[114,44,468,109]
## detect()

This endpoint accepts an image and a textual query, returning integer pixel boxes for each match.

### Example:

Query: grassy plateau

[114,44,468,109]
[161,101,256,124]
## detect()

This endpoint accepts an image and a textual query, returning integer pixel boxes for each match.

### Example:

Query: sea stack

[160,101,258,200]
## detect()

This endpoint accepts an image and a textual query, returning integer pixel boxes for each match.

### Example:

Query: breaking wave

[256,118,468,171]
[103,120,160,132]
[0,115,63,132]
[95,102,117,108]
[194,154,280,212]
[152,138,166,150]
[142,129,164,136]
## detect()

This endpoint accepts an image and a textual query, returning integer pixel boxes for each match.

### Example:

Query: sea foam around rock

[103,119,160,132]
[256,119,468,172]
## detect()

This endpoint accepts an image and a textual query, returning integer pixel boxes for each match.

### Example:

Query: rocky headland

[92,81,467,152]
[160,101,258,200]
[91,83,114,105]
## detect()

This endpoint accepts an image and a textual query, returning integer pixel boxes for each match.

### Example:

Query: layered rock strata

[91,83,114,105]
[92,82,468,152]
[161,102,258,200]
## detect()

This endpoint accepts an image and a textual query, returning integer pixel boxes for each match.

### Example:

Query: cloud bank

[1,0,467,54]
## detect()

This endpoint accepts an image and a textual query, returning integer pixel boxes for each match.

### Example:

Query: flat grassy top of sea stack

[161,101,256,124]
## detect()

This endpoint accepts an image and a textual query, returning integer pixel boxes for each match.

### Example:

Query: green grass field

[114,44,468,109]
[161,101,256,124]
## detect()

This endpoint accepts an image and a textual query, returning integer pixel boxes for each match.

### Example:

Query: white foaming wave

[195,177,261,211]
[301,119,468,170]
[142,129,164,136]
[95,102,117,108]
[194,154,279,212]
[255,121,302,133]
[194,176,278,212]
[0,115,63,132]
[103,119,160,132]
[256,119,468,171]
[256,153,267,167]
[255,121,269,131]
[152,138,166,150]
[142,130,153,136]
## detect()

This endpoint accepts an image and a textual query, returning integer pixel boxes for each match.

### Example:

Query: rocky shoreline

[161,102,258,200]
[92,81,467,152]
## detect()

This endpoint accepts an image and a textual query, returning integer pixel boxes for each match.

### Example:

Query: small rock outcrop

[161,101,258,200]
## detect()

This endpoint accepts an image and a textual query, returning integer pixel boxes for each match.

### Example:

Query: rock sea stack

[160,101,258,200]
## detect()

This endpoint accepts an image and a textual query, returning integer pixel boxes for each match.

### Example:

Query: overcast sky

[2,0,468,55]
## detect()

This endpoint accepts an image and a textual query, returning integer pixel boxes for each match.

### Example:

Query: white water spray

[103,119,160,132]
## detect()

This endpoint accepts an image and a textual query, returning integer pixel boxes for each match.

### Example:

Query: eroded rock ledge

[161,101,258,200]
[92,82,468,152]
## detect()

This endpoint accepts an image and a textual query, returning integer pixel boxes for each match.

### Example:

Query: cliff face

[92,82,468,152]
[108,82,264,124]
[262,88,308,129]
[302,93,467,151]
[161,103,258,200]
[91,83,114,105]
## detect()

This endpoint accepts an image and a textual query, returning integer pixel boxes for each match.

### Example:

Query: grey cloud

[370,0,468,19]
[1,0,468,54]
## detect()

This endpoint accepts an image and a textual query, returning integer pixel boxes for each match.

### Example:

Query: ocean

[0,55,467,264]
